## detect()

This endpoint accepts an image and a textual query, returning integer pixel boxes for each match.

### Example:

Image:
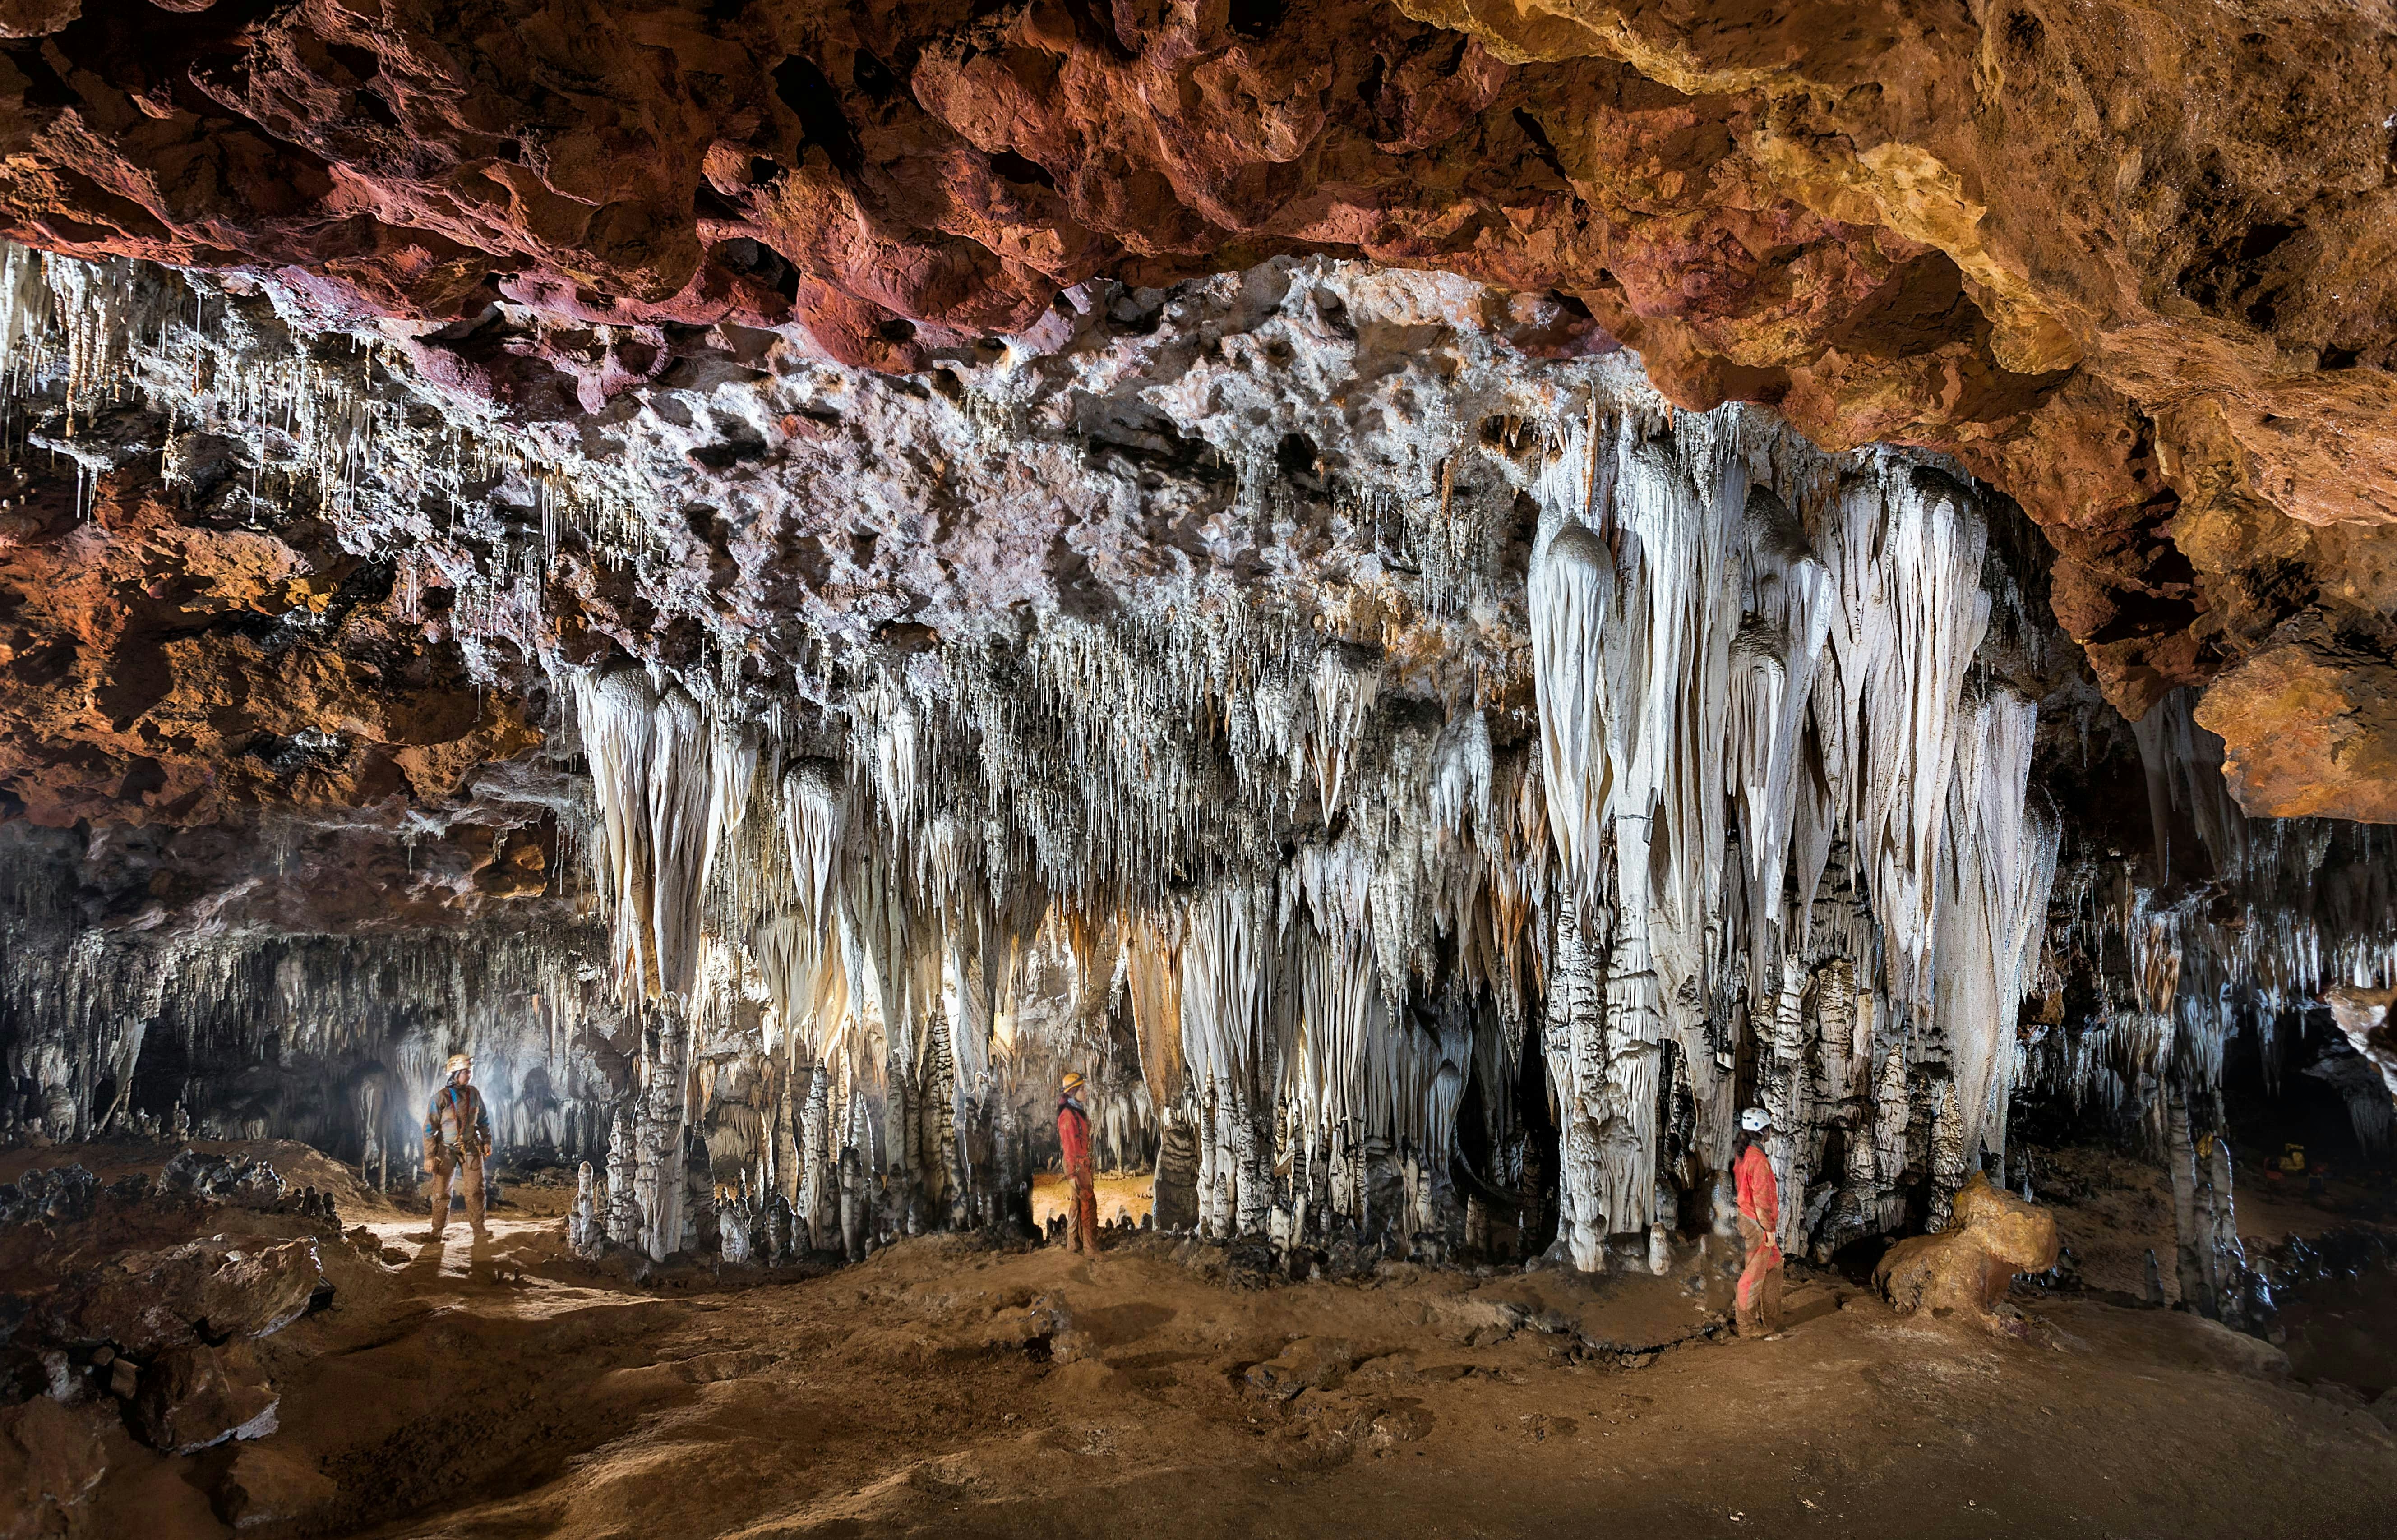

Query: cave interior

[1,2,2396,1535]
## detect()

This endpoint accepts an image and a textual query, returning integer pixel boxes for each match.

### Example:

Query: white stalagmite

[1529,416,1751,1258]
[1293,916,1382,1224]
[1527,435,1620,1269]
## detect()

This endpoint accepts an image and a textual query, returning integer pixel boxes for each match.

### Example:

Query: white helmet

[1740,1107,1770,1133]
[445,1053,472,1076]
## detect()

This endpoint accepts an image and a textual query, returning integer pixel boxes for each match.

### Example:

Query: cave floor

[15,1140,2393,1540]
[171,1227,2397,1535]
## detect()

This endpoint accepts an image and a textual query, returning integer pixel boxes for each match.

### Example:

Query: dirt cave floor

[7,1145,2397,1540]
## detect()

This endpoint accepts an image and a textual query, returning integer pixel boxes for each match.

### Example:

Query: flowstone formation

[1874,1171,2059,1333]
[0,234,2386,1311]
[0,2,2392,1326]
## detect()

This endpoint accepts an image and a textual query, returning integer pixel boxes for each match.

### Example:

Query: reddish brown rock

[46,1236,325,1356]
[0,1396,116,1540]
[126,1341,277,1456]
[0,404,572,923]
[0,0,76,40]
[211,1442,339,1532]
[0,448,536,829]
[2192,643,2397,822]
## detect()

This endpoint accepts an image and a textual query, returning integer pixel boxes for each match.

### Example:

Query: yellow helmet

[1061,1070,1086,1091]
[444,1053,472,1076]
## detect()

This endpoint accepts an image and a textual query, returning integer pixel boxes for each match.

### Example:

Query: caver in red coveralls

[1733,1138,1784,1337]
[1057,1073,1101,1254]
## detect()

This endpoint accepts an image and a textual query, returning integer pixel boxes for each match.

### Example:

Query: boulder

[159,1150,287,1207]
[128,1342,279,1455]
[212,1443,339,1531]
[199,1241,326,1341]
[0,1397,115,1540]
[0,1165,97,1226]
[1875,1174,2061,1328]
[0,0,79,43]
[49,1238,323,1355]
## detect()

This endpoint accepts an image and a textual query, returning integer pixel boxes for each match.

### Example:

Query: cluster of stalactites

[0,845,622,1171]
[553,400,2070,1270]
[1524,410,2054,1263]
[0,243,697,696]
[570,666,756,1004]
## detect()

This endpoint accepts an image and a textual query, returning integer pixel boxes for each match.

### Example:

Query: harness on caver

[423,1082,490,1157]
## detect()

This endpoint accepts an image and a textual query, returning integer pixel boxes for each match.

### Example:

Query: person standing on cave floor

[421,1052,494,1243]
[1057,1071,1101,1256]
[1733,1107,1785,1338]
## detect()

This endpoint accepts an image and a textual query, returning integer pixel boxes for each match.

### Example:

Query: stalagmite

[838,1146,866,1263]
[568,1162,601,1258]
[800,1063,835,1252]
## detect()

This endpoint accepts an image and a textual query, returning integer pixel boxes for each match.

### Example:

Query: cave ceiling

[0,1,2393,834]
[0,0,2393,925]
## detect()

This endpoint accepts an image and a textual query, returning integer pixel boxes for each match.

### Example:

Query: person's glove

[421,1137,439,1176]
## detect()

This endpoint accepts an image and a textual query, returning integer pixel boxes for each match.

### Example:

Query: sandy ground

[1030,1172,1153,1230]
[12,1142,2397,1539]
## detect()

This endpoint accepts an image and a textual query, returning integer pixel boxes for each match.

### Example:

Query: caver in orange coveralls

[1057,1072,1100,1255]
[1733,1127,1784,1337]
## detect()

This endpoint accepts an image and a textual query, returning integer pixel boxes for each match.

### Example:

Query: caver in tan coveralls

[422,1064,494,1239]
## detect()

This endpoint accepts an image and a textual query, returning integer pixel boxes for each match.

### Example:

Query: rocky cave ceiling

[1,0,2394,832]
[0,2,2394,1272]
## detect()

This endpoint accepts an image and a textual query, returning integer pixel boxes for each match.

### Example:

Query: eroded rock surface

[44,1236,325,1356]
[126,1341,278,1456]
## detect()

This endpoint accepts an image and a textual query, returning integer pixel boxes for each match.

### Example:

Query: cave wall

[0,0,2392,1280]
